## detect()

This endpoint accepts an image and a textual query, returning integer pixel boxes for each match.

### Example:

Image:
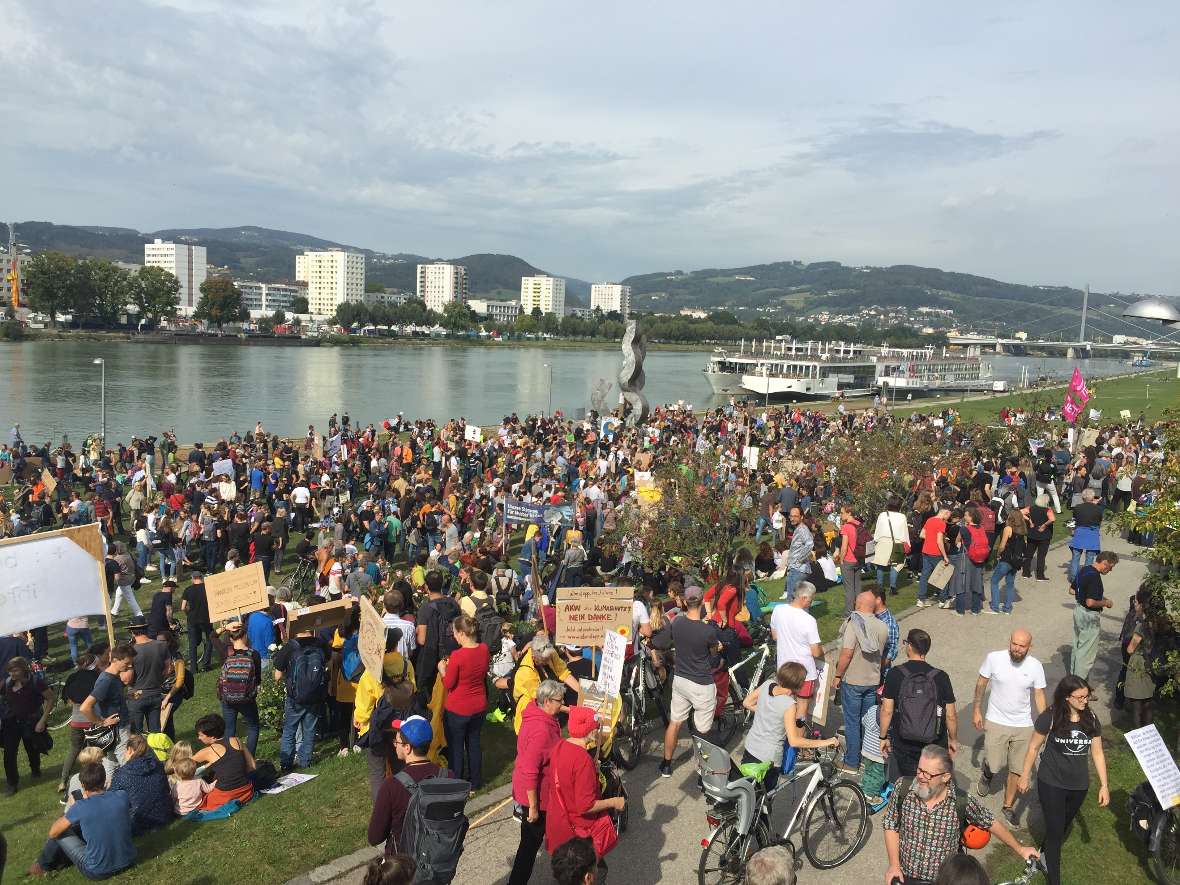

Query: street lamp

[93,358,105,451]
[542,362,553,416]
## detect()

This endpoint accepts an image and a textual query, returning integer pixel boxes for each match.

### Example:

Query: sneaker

[351,745,363,754]
[939,600,953,609]
[1066,520,1076,529]
[953,612,964,617]
[915,599,929,608]
[658,759,673,778]
[976,770,992,796]
[1002,805,1019,828]
[145,565,158,573]
[139,578,151,586]
[983,610,1000,615]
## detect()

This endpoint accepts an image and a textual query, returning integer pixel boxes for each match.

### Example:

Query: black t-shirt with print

[1034,708,1100,791]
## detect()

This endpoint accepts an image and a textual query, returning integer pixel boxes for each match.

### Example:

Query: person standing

[439,615,490,791]
[916,506,951,608]
[873,495,910,596]
[988,511,1027,614]
[659,586,722,778]
[217,622,262,756]
[80,643,135,763]
[972,630,1047,826]
[1021,493,1054,581]
[836,505,864,616]
[1067,489,1103,582]
[1018,676,1108,885]
[878,629,956,779]
[1,657,55,795]
[125,617,168,734]
[1071,551,1118,679]
[508,680,564,885]
[181,572,216,674]
[769,582,823,722]
[784,507,813,602]
[273,625,330,771]
[832,590,889,776]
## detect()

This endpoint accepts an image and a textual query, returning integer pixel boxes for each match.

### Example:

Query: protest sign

[1125,724,1180,809]
[287,597,352,635]
[211,458,235,479]
[358,597,387,679]
[781,459,805,477]
[0,463,11,486]
[811,657,835,726]
[1120,409,1132,420]
[555,586,632,647]
[546,503,575,527]
[205,561,269,623]
[742,446,759,470]
[504,498,544,525]
[41,468,57,496]
[633,471,654,489]
[1089,408,1102,421]
[464,424,483,443]
[1080,428,1100,448]
[595,630,629,698]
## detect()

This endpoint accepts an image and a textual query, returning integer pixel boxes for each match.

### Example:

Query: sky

[2,1,1178,294]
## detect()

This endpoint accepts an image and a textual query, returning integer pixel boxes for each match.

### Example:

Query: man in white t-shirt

[972,629,1047,826]
[769,581,823,719]
[290,484,312,530]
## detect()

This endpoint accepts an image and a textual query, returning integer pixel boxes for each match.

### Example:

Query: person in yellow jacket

[512,635,582,733]
[354,647,417,800]
[330,628,360,757]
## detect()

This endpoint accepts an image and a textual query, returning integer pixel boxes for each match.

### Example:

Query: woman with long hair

[1018,675,1108,885]
[988,509,1027,614]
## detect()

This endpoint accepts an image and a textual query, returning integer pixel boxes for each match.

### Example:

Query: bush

[257,673,286,733]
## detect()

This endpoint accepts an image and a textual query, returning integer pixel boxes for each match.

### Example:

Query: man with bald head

[972,630,1047,826]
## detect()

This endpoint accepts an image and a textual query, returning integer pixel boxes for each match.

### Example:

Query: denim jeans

[443,710,484,789]
[785,568,808,602]
[754,515,771,541]
[126,690,163,734]
[875,565,898,590]
[222,701,260,756]
[37,828,108,879]
[135,542,150,571]
[66,627,93,665]
[1068,548,1096,583]
[840,682,877,768]
[280,699,319,769]
[990,561,1017,613]
[918,554,942,601]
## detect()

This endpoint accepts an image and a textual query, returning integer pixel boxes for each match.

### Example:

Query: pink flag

[1069,368,1089,404]
[1062,397,1082,424]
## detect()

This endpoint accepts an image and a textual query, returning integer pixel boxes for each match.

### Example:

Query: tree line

[20,251,182,329]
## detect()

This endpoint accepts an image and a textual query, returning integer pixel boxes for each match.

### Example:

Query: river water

[0,339,1156,444]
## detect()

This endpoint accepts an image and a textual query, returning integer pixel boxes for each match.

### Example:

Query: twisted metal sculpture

[618,320,649,426]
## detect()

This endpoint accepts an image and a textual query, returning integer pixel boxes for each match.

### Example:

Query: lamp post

[92,358,105,452]
[542,362,553,416]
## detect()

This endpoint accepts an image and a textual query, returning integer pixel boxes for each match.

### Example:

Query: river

[0,339,1158,444]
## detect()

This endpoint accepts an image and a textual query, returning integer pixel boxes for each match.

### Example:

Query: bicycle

[994,855,1048,885]
[280,557,317,602]
[1130,782,1180,884]
[611,640,670,770]
[712,640,775,747]
[695,735,869,885]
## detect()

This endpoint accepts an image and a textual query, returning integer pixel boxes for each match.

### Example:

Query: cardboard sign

[781,459,804,477]
[212,458,235,479]
[743,446,759,470]
[1080,428,1100,448]
[287,597,352,635]
[555,586,633,647]
[0,463,12,486]
[41,468,57,496]
[633,471,654,490]
[464,425,483,443]
[811,657,834,726]
[205,561,270,623]
[1125,724,1180,809]
[1120,410,1132,421]
[505,498,544,525]
[358,596,387,679]
[595,630,629,698]
[927,560,955,590]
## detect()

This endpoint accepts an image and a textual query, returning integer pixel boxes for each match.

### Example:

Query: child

[490,622,518,682]
[170,756,214,815]
[859,705,892,813]
[164,740,194,780]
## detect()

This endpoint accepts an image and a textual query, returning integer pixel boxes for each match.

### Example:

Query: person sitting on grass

[64,746,115,807]
[29,761,136,879]
[109,734,175,834]
[170,756,215,815]
[192,713,257,810]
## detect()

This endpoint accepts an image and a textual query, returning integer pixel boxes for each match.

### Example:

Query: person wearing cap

[126,617,169,735]
[367,716,452,857]
[541,706,625,862]
[659,585,723,778]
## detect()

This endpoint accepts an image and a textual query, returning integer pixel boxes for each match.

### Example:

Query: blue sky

[2,1,1178,294]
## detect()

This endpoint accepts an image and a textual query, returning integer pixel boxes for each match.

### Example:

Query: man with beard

[883,745,1037,885]
[972,630,1047,827]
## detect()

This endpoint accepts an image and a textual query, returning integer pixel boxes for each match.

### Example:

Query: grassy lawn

[892,368,1179,424]
[987,707,1175,885]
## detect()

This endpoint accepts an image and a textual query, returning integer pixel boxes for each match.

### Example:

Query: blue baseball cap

[393,715,432,748]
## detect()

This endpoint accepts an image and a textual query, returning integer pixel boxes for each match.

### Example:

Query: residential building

[566,306,595,320]
[416,263,468,313]
[520,275,565,316]
[296,250,365,317]
[590,283,631,316]
[468,298,521,324]
[364,290,410,307]
[144,238,207,314]
[236,281,303,313]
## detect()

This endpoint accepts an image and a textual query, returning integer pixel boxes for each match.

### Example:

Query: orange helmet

[961,823,991,850]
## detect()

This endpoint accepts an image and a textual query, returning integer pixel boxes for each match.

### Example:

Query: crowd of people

[0,399,1171,884]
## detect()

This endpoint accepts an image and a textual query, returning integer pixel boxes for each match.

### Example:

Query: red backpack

[966,526,991,565]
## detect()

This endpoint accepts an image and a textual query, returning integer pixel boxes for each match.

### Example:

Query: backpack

[893,663,941,744]
[852,520,870,562]
[428,598,461,658]
[286,641,328,705]
[473,596,504,650]
[423,512,439,533]
[341,634,364,682]
[218,651,259,704]
[965,525,991,565]
[394,770,471,884]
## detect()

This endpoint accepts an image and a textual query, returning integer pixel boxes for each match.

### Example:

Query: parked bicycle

[1130,781,1180,884]
[994,855,1048,885]
[712,639,775,747]
[612,639,670,770]
[694,735,868,885]
[279,556,317,602]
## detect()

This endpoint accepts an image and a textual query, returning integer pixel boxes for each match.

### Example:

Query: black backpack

[428,597,461,658]
[395,770,471,883]
[894,663,941,744]
[473,596,504,650]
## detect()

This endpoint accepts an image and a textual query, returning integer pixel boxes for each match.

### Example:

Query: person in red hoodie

[507,680,565,885]
[438,615,489,791]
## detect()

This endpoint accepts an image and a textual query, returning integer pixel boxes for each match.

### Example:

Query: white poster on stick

[464,425,483,443]
[0,524,107,634]
[205,561,269,623]
[1125,724,1180,809]
[595,630,628,698]
[810,656,835,727]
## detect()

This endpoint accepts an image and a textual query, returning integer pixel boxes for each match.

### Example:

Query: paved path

[308,533,1145,885]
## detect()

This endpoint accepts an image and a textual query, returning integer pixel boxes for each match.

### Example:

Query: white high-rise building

[235,282,303,314]
[590,283,631,317]
[296,250,365,317]
[468,298,521,324]
[416,263,468,313]
[144,239,207,314]
[520,275,565,316]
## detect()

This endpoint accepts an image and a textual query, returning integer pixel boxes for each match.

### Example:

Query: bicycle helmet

[961,823,991,850]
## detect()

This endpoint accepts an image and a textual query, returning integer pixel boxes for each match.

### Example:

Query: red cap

[567,706,598,739]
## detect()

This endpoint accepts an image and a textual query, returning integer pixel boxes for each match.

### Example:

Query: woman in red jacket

[438,615,489,791]
[508,679,565,885]
[542,707,626,864]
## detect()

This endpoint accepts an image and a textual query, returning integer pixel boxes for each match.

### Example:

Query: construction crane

[4,223,19,311]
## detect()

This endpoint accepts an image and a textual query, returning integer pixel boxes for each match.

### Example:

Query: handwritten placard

[811,657,834,726]
[41,468,57,496]
[287,597,352,635]
[358,596,386,679]
[1080,428,1099,448]
[211,458,235,479]
[1125,724,1180,809]
[205,561,269,623]
[555,586,632,647]
[464,424,483,443]
[594,630,628,698]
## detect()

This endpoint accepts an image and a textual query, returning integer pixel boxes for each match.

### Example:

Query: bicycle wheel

[697,815,771,885]
[611,693,642,771]
[711,684,743,747]
[802,781,869,869]
[1152,806,1180,885]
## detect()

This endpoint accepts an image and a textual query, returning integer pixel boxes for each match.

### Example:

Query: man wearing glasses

[883,745,1038,885]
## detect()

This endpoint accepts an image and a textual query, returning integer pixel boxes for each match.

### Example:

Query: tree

[131,266,180,328]
[290,294,309,314]
[365,281,386,293]
[23,251,75,328]
[441,300,474,333]
[272,310,287,326]
[75,259,132,328]
[194,277,246,330]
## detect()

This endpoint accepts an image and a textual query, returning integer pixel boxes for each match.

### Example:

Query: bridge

[945,335,1180,360]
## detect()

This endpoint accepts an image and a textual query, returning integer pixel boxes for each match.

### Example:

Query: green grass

[892,368,1179,424]
[987,707,1174,885]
